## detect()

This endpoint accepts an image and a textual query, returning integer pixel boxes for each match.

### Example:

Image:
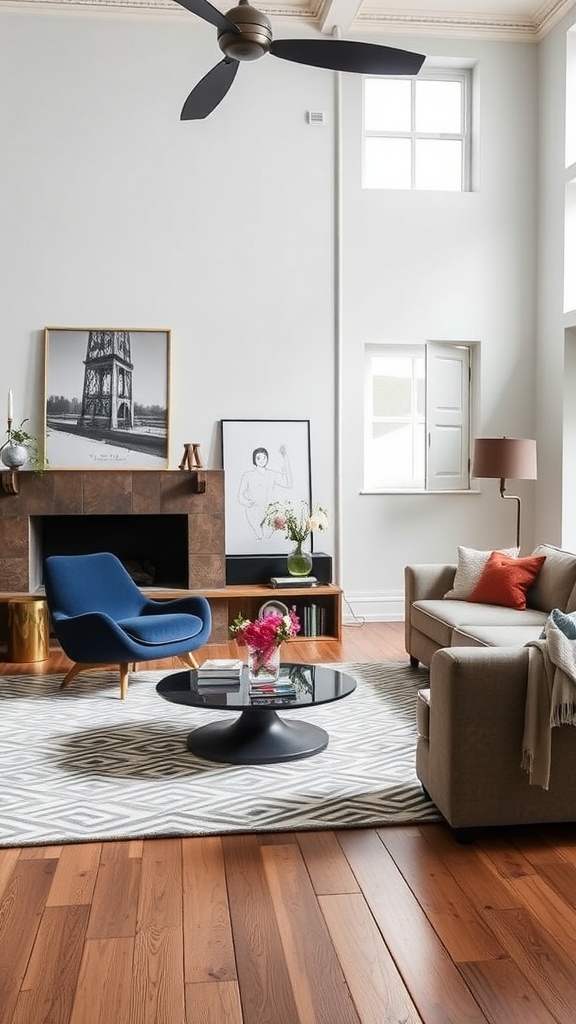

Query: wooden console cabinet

[199,583,343,643]
[0,583,343,652]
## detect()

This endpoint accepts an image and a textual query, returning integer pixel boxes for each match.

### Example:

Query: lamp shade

[473,437,537,481]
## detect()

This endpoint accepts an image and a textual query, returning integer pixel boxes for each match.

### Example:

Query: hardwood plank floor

[1,623,576,1023]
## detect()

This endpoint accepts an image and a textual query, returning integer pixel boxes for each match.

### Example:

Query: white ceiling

[2,0,575,41]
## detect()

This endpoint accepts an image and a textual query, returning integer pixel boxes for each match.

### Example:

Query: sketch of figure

[238,445,293,539]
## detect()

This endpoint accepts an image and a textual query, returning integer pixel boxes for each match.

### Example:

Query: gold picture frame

[44,327,170,470]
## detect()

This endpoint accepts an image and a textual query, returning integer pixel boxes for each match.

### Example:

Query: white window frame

[362,69,472,192]
[363,340,477,492]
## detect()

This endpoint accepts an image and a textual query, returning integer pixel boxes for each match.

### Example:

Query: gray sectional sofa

[404,543,576,832]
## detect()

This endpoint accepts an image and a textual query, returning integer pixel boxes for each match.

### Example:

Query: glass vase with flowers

[230,608,301,681]
[261,501,328,577]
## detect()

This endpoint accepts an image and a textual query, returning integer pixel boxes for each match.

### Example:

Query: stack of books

[270,576,318,588]
[301,603,325,637]
[196,659,242,685]
[249,679,297,704]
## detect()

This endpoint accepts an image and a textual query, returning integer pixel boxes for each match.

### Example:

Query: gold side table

[8,597,49,662]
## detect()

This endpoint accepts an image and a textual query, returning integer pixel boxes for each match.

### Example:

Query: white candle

[7,389,13,421]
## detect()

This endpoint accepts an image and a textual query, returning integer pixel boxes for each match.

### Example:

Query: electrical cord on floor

[342,593,365,627]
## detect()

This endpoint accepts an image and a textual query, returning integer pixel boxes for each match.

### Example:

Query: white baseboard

[341,590,404,623]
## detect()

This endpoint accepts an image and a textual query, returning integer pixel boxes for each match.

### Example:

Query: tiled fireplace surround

[0,470,227,643]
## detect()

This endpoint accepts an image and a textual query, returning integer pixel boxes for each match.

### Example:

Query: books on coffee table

[197,659,243,681]
[249,681,296,697]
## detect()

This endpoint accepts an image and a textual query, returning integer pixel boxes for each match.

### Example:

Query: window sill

[361,489,482,495]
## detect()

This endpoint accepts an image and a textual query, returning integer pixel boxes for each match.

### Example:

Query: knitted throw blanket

[522,609,576,789]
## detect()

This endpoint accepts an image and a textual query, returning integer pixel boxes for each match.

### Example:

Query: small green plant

[1,418,48,472]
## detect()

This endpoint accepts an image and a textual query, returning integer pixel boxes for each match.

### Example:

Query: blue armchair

[44,552,212,699]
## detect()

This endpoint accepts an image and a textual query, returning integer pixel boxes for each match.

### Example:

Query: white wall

[0,7,336,485]
[537,11,576,552]
[340,32,538,615]
[0,8,542,618]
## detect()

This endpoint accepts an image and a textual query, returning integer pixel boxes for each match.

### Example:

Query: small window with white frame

[363,70,471,191]
[364,341,475,491]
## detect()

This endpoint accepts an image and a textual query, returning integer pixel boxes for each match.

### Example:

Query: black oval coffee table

[156,662,356,765]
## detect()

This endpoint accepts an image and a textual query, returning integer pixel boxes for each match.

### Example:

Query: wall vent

[307,110,326,126]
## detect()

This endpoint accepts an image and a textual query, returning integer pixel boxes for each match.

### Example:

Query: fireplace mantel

[0,469,226,594]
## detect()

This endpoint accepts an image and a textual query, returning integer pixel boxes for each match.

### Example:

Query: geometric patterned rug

[0,662,440,847]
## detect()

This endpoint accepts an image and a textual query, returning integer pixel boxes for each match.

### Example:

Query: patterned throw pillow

[548,608,576,639]
[469,552,546,610]
[443,545,520,600]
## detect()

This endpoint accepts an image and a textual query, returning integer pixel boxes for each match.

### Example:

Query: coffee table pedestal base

[187,708,329,764]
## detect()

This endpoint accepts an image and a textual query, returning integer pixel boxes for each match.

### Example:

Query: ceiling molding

[0,0,574,39]
[355,10,537,41]
[533,0,576,35]
[319,0,361,33]
[350,0,576,41]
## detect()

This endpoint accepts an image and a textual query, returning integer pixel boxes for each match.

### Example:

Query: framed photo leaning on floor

[221,418,312,556]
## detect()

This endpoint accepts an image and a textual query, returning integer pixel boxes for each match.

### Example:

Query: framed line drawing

[44,327,170,469]
[221,419,312,556]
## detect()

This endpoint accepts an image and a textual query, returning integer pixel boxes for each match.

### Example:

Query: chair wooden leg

[119,663,130,700]
[61,661,131,699]
[179,652,199,670]
[60,663,103,689]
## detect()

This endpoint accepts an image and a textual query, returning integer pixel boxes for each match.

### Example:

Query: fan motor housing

[218,4,273,61]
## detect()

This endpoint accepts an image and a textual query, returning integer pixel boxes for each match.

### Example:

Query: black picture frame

[221,419,312,556]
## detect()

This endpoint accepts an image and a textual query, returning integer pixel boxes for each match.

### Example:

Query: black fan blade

[270,39,425,76]
[181,58,240,120]
[172,0,240,35]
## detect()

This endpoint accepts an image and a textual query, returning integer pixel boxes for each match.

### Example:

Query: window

[363,71,471,191]
[364,341,474,491]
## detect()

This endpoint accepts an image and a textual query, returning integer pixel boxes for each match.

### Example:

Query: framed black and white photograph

[221,419,312,555]
[44,327,170,469]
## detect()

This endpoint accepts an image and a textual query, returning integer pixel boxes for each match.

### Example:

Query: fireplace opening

[35,515,189,589]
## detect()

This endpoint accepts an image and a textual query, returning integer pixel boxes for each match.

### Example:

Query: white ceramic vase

[1,443,28,469]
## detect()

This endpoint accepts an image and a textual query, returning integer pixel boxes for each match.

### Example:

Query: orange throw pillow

[469,552,546,610]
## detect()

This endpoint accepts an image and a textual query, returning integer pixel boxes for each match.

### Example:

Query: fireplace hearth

[0,469,226,595]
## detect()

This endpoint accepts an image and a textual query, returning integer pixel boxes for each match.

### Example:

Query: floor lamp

[473,437,537,549]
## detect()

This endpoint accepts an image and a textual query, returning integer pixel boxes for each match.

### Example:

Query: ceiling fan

[174,0,426,120]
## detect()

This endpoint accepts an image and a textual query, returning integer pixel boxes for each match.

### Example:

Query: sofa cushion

[567,581,576,614]
[527,544,576,612]
[117,613,203,645]
[452,623,548,648]
[469,552,546,610]
[412,599,546,648]
[443,545,519,600]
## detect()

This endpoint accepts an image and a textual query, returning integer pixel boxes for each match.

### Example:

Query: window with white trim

[363,71,471,191]
[364,341,474,491]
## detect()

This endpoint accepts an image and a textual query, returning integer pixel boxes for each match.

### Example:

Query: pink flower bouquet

[230,609,301,677]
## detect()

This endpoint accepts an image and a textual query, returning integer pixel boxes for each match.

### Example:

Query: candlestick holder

[1,415,29,493]
[179,442,206,493]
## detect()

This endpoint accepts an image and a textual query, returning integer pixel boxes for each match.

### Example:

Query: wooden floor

[2,623,576,1023]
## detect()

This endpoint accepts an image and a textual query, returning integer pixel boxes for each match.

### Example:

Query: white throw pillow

[443,545,520,600]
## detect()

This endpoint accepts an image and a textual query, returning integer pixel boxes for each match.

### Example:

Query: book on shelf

[197,659,243,680]
[299,602,326,637]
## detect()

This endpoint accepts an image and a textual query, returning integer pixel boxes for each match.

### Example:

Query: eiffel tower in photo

[77,330,134,430]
